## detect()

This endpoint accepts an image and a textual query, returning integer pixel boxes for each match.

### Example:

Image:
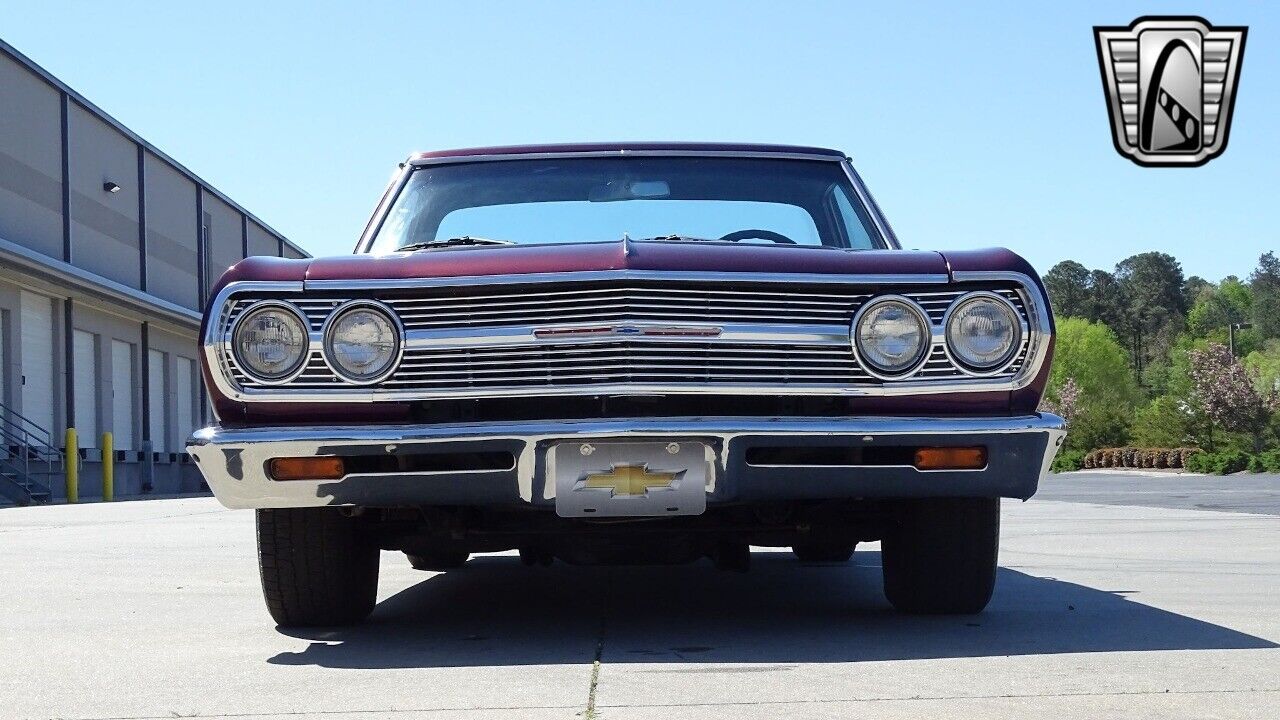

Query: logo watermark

[1094,16,1246,166]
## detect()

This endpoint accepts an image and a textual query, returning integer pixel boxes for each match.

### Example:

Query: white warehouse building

[0,38,308,504]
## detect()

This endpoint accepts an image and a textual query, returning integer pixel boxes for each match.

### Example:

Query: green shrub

[1216,451,1253,474]
[1052,449,1086,473]
[1065,405,1133,452]
[1131,396,1195,448]
[1255,449,1280,472]
[1185,452,1208,473]
[1187,450,1253,474]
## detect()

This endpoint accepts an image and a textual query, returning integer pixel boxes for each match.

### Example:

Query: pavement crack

[583,568,613,720]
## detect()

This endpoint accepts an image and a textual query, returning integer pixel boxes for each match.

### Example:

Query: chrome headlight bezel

[320,300,404,385]
[851,295,932,380]
[942,291,1024,375]
[228,301,311,385]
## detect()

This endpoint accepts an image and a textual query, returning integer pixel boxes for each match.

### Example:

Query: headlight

[945,292,1022,372]
[853,296,930,377]
[322,301,401,383]
[231,302,309,382]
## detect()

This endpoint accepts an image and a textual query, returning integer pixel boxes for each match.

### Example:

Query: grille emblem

[579,464,682,497]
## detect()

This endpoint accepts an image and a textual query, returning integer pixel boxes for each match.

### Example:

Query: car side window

[832,186,878,250]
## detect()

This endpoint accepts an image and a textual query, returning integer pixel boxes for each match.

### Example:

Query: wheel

[407,549,470,571]
[792,541,855,563]
[881,498,999,615]
[256,508,380,627]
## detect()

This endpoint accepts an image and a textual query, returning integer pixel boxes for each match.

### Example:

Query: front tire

[881,498,999,615]
[257,508,380,627]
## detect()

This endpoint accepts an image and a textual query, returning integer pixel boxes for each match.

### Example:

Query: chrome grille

[219,281,1034,398]
[245,285,876,330]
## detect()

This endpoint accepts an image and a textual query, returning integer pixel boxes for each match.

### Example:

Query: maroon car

[188,143,1064,626]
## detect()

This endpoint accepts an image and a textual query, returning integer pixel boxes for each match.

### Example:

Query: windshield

[364,156,884,253]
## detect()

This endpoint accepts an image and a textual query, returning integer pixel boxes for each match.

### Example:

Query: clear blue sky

[2,1,1276,281]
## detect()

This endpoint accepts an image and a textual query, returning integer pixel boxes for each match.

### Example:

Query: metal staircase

[0,403,64,505]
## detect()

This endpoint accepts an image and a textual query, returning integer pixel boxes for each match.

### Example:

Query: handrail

[0,399,64,503]
[0,405,55,446]
[0,422,55,449]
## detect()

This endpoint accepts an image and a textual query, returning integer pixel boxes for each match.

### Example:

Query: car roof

[407,142,846,163]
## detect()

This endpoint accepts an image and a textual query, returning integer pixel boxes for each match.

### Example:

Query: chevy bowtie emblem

[1094,16,1247,166]
[534,324,722,339]
[580,464,682,497]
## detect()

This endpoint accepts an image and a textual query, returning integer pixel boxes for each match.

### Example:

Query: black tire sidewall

[881,497,1000,615]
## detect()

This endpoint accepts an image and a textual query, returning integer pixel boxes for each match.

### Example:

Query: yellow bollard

[101,431,114,502]
[65,427,78,504]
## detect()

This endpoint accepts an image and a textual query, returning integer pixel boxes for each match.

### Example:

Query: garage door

[72,330,97,448]
[19,291,54,435]
[147,349,167,453]
[174,356,196,446]
[110,340,134,450]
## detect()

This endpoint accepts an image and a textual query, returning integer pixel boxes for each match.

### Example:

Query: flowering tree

[1040,377,1081,423]
[1188,343,1278,451]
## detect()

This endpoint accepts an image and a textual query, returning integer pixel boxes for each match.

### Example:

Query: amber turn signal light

[268,457,346,481]
[913,446,987,470]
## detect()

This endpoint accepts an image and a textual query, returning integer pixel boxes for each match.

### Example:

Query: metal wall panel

[142,153,198,310]
[205,195,243,288]
[0,54,63,258]
[246,220,279,258]
[68,104,140,287]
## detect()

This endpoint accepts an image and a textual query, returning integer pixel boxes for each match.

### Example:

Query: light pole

[1229,322,1253,357]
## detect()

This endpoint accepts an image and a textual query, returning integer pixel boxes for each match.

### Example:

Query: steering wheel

[718,229,797,244]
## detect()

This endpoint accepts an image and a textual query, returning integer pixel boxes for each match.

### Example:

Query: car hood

[300,240,950,283]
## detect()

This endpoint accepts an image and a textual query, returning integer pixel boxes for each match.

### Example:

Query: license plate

[552,441,708,518]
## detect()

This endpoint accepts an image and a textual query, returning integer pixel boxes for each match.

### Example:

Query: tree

[1044,261,1092,318]
[1131,395,1197,448]
[1114,252,1187,375]
[1245,340,1280,395]
[1087,269,1125,329]
[1250,252,1280,340]
[1183,275,1212,309]
[1040,377,1080,422]
[1187,278,1252,336]
[1047,318,1141,450]
[1049,318,1141,406]
[1186,278,1258,354]
[1188,343,1278,452]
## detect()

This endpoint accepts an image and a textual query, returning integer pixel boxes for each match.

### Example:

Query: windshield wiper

[397,236,517,252]
[637,234,721,243]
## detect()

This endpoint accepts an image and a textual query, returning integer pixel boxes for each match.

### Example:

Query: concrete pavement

[1,484,1277,719]
[1039,470,1280,515]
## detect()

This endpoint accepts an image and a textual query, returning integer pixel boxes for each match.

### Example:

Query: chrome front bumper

[187,414,1066,510]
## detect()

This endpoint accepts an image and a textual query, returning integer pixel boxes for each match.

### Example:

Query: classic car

[187,143,1065,627]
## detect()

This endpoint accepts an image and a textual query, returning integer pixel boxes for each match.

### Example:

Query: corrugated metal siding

[0,54,63,258]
